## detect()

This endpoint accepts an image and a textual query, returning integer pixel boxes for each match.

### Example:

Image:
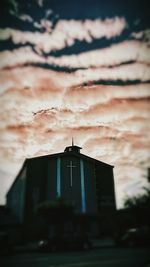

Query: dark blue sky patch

[0,0,149,30]
[49,31,132,57]
[0,38,35,52]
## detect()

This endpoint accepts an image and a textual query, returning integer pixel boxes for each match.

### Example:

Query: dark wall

[7,166,27,223]
[24,157,47,221]
[84,160,97,214]
[95,163,116,213]
[47,157,57,200]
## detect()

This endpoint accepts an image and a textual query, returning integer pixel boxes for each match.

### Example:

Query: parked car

[115,227,150,247]
[38,232,92,252]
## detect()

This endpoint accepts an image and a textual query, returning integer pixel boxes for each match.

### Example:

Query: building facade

[7,145,116,232]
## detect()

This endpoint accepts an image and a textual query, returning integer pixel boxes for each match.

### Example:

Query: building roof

[28,145,113,167]
[6,145,114,197]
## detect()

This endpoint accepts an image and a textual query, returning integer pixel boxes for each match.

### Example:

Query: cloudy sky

[0,0,150,208]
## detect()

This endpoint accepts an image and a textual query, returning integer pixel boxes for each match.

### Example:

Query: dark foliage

[36,197,74,224]
[124,188,150,227]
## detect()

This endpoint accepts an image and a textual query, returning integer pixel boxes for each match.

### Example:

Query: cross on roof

[67,160,76,187]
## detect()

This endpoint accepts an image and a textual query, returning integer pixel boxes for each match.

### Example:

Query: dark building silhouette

[6,144,116,236]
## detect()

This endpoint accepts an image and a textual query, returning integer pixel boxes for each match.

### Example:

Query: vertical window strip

[57,157,61,197]
[47,160,51,200]
[80,159,86,213]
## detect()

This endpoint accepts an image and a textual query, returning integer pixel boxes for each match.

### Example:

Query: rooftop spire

[64,139,82,153]
[72,137,74,146]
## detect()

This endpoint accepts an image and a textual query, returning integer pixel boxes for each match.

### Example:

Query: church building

[6,144,116,236]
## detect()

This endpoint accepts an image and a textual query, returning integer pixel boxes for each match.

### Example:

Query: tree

[124,188,150,227]
[36,197,74,235]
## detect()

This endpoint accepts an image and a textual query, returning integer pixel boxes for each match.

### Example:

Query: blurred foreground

[1,245,150,267]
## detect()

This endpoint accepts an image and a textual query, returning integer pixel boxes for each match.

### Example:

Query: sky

[0,0,150,208]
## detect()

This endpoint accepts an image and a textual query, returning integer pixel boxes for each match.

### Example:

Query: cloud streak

[47,40,150,68]
[0,17,126,53]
